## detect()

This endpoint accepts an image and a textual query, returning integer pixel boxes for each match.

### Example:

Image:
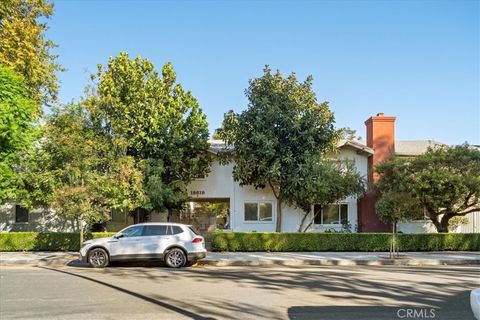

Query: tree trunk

[302,207,322,232]
[298,211,309,232]
[79,219,84,247]
[438,212,455,233]
[276,198,282,232]
[428,210,454,233]
[390,221,398,259]
[425,208,447,233]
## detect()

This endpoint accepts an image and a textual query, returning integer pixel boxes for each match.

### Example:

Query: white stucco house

[0,138,372,234]
[182,139,371,233]
[1,113,478,234]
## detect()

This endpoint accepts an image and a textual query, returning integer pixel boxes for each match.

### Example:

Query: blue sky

[47,0,479,145]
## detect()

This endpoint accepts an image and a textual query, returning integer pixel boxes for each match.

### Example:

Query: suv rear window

[143,225,168,236]
[170,226,184,235]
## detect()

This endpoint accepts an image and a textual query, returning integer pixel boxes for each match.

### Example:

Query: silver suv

[79,223,207,268]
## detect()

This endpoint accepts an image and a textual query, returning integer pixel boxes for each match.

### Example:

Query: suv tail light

[192,237,203,243]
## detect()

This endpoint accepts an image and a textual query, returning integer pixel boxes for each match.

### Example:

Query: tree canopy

[375,145,480,232]
[87,52,210,213]
[0,65,37,204]
[0,0,62,108]
[17,103,145,243]
[295,159,365,232]
[218,66,357,231]
[375,191,423,226]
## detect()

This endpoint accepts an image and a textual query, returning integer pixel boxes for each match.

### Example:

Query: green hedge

[211,232,480,252]
[0,232,116,251]
[2,232,479,252]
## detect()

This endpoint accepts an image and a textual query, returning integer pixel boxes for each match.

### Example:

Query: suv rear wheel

[88,248,109,268]
[165,248,186,268]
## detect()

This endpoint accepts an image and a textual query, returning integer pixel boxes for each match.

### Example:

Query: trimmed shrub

[0,232,116,251]
[211,232,480,252]
[396,233,480,251]
[1,231,478,252]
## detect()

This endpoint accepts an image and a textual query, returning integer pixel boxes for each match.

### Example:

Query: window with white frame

[313,204,348,225]
[244,202,273,222]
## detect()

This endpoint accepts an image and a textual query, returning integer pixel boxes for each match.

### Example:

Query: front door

[109,225,145,259]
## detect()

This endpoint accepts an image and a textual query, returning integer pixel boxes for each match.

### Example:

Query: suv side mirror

[114,233,124,239]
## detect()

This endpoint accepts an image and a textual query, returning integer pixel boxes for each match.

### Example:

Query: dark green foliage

[375,145,480,232]
[1,232,479,252]
[0,232,116,251]
[218,66,351,231]
[211,231,480,252]
[16,104,145,247]
[0,66,38,204]
[375,191,424,224]
[88,52,210,213]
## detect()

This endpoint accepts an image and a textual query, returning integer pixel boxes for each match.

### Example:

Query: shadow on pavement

[289,306,406,320]
[67,259,179,268]
[288,290,474,320]
[39,266,214,320]
[91,265,479,313]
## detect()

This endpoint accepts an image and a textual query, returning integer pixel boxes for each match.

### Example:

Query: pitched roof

[338,139,374,155]
[395,140,447,156]
[207,139,373,156]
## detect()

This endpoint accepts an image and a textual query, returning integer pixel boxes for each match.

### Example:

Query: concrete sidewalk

[1,251,480,267]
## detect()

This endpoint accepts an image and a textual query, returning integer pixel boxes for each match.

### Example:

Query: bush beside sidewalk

[1,232,480,252]
[211,232,480,252]
[0,232,116,251]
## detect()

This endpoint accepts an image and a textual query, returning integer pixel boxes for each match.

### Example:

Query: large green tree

[218,67,343,231]
[0,65,37,204]
[375,145,480,232]
[0,0,62,108]
[18,104,145,243]
[87,52,210,216]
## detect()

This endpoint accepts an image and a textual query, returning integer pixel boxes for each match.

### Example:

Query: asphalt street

[0,264,478,320]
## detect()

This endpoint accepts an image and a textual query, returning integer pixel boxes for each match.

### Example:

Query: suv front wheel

[88,248,109,268]
[165,248,186,268]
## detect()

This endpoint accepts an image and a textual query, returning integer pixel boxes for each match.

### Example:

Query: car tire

[165,248,186,268]
[88,248,109,268]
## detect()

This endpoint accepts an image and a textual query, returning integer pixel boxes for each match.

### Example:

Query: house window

[15,205,29,223]
[313,204,348,225]
[244,202,273,222]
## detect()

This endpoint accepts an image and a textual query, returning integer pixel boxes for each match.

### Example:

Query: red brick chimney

[365,113,396,187]
[358,113,396,232]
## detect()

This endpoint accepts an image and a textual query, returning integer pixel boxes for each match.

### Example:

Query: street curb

[0,256,79,267]
[196,258,480,267]
[3,258,480,267]
[2,251,480,268]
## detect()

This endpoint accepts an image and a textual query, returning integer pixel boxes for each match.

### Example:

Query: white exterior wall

[399,211,480,234]
[186,147,369,233]
[397,220,437,233]
[0,203,76,232]
[458,212,480,233]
